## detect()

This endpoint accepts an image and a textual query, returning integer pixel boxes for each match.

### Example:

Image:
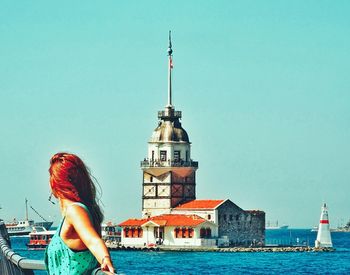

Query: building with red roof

[119,214,217,247]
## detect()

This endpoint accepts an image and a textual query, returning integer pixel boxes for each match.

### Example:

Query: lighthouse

[140,32,198,218]
[315,203,333,248]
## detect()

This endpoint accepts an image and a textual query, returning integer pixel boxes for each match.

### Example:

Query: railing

[0,220,113,275]
[158,110,182,119]
[141,160,198,168]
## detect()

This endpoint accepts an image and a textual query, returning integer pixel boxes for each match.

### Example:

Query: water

[11,229,350,274]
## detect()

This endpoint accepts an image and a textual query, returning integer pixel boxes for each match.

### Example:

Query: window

[174,227,180,238]
[124,227,142,238]
[138,227,143,237]
[229,215,233,221]
[124,228,129,238]
[186,151,189,161]
[150,176,153,182]
[200,227,212,238]
[174,150,180,162]
[160,150,167,161]
[200,228,206,238]
[207,214,211,220]
[151,150,155,161]
[188,228,193,238]
[182,227,187,238]
[223,214,227,221]
[174,227,193,238]
[206,228,212,238]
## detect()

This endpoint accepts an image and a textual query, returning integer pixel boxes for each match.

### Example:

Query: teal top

[45,202,98,275]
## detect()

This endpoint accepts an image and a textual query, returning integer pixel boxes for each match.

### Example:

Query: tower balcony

[158,110,182,120]
[141,159,198,168]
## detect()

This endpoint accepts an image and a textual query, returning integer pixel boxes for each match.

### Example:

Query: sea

[11,229,350,274]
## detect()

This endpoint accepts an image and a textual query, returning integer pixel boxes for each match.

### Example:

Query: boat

[26,227,56,250]
[33,221,53,230]
[6,219,35,236]
[311,226,318,232]
[312,220,350,233]
[5,199,53,236]
[102,222,121,244]
[266,220,289,230]
[331,219,350,232]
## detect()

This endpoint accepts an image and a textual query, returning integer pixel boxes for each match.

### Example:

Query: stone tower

[141,32,198,218]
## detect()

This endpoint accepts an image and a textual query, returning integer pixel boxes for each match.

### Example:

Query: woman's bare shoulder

[65,203,89,220]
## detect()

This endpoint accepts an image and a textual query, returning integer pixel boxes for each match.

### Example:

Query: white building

[120,214,217,247]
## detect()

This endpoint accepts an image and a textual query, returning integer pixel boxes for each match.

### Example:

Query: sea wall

[107,243,334,253]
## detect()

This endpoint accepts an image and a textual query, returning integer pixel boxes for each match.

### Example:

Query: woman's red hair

[49,152,104,233]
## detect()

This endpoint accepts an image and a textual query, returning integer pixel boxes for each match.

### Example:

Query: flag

[169,57,173,69]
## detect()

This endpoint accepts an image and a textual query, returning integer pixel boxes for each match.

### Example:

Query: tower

[141,32,198,218]
[315,203,333,248]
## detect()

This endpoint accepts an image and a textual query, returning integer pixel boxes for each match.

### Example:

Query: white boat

[266,221,289,230]
[5,198,53,236]
[6,219,35,236]
[101,222,121,243]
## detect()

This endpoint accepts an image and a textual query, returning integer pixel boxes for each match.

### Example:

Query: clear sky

[0,1,349,228]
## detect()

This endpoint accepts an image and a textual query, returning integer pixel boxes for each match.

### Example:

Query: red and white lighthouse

[315,203,333,248]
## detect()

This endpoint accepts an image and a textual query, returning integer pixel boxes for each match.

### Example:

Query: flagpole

[167,31,173,107]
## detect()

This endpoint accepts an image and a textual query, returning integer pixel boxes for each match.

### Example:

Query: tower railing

[0,220,113,275]
[158,110,182,119]
[141,159,198,168]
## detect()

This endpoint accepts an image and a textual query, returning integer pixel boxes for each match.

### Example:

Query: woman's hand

[101,256,115,273]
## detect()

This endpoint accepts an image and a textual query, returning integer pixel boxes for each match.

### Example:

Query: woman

[45,152,115,274]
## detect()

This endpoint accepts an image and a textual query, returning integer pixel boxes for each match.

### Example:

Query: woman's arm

[65,204,115,273]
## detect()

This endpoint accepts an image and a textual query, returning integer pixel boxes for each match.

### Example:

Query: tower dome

[150,108,190,143]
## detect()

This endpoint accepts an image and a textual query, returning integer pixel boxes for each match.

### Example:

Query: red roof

[119,218,148,227]
[119,214,207,227]
[174,199,225,210]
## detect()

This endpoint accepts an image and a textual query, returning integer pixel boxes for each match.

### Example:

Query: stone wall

[217,201,265,246]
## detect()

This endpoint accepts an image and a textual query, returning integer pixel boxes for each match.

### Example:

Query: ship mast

[25,198,28,221]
